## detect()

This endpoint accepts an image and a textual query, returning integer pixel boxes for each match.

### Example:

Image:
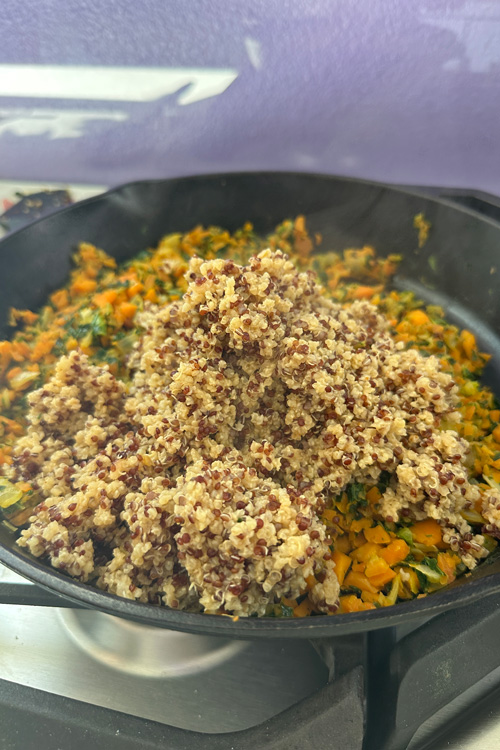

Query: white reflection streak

[0,65,238,105]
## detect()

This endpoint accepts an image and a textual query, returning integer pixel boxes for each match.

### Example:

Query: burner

[59,609,245,678]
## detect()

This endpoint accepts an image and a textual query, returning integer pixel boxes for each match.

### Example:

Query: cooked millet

[14,248,498,614]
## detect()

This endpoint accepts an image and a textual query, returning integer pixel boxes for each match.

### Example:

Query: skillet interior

[1,172,500,638]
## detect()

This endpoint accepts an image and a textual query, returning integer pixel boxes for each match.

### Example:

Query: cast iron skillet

[1,172,500,639]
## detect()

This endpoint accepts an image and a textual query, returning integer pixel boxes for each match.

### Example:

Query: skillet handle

[365,592,500,750]
[0,581,87,608]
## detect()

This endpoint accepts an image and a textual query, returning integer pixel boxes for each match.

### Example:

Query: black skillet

[1,171,500,640]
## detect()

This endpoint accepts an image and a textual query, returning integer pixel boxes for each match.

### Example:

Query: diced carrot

[339,595,376,613]
[93,289,118,308]
[118,302,138,320]
[492,425,500,443]
[461,330,476,359]
[305,575,317,590]
[0,340,12,373]
[437,552,459,584]
[366,486,382,505]
[410,519,442,546]
[463,423,477,438]
[351,532,368,549]
[144,288,158,304]
[293,599,313,618]
[30,333,57,362]
[71,277,97,296]
[65,337,79,352]
[344,571,378,594]
[282,597,297,608]
[352,285,377,300]
[351,561,365,573]
[407,310,430,326]
[9,308,38,326]
[490,410,500,422]
[364,525,391,544]
[365,556,393,579]
[368,569,397,589]
[380,539,410,566]
[351,542,380,563]
[351,517,373,533]
[331,549,352,585]
[10,342,29,363]
[464,404,476,421]
[50,289,69,310]
[127,282,144,299]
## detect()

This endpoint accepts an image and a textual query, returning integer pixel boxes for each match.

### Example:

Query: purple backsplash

[0,0,499,193]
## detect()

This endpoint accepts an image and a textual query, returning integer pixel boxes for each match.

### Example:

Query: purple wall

[0,0,499,193]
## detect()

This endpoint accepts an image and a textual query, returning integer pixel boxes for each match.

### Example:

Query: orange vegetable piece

[366,486,382,505]
[65,337,79,352]
[93,289,118,308]
[407,310,430,326]
[71,277,97,296]
[466,404,477,421]
[0,340,12,374]
[461,329,476,359]
[352,285,377,300]
[437,552,459,584]
[118,302,138,321]
[293,599,313,617]
[127,282,144,299]
[368,569,397,589]
[410,519,442,546]
[492,425,500,444]
[344,570,378,594]
[339,595,376,613]
[364,525,391,544]
[351,542,380,563]
[11,341,31,361]
[365,556,392,579]
[50,289,69,310]
[305,575,317,590]
[331,550,352,585]
[30,333,57,362]
[351,561,365,573]
[351,517,373,533]
[380,539,410,566]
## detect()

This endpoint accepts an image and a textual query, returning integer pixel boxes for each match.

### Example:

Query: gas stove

[1,181,500,750]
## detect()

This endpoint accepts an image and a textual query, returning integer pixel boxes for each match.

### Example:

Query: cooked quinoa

[2,218,500,617]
